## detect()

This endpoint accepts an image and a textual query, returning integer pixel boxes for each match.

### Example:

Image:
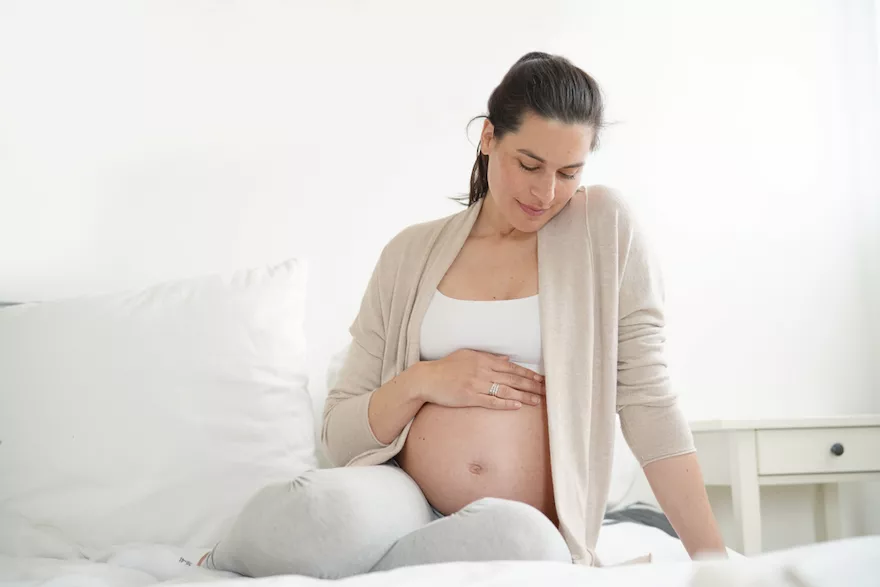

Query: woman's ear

[479,119,496,156]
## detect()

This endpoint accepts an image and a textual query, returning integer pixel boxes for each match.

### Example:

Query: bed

[1,260,877,587]
[2,535,878,587]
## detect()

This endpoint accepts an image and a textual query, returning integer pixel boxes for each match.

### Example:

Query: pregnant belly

[397,402,557,525]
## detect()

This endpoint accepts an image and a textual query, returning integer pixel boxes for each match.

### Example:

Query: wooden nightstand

[690,416,880,555]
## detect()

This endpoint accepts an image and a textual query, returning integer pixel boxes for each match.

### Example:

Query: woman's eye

[519,160,576,180]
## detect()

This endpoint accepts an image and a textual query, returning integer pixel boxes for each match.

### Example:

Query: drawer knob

[830,443,844,456]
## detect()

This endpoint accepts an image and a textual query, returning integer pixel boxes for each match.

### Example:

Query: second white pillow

[0,259,316,552]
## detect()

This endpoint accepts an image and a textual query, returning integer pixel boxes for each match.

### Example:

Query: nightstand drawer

[756,427,880,475]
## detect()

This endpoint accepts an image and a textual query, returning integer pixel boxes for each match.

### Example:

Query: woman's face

[481,111,593,233]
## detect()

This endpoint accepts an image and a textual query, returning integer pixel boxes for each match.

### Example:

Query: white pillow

[324,343,639,507]
[0,259,317,553]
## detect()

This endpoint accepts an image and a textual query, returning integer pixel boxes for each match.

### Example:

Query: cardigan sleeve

[615,212,695,467]
[321,249,392,467]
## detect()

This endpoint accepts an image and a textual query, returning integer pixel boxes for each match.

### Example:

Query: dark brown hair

[462,51,605,206]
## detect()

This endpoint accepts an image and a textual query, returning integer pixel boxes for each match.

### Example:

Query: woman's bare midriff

[397,399,557,525]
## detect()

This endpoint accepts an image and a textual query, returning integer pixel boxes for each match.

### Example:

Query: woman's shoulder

[377,205,471,268]
[580,184,644,241]
[583,184,634,222]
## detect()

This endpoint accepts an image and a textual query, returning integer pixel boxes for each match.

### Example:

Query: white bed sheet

[1,529,877,587]
[0,520,687,585]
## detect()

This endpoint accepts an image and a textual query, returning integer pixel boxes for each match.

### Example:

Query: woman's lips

[518,200,547,217]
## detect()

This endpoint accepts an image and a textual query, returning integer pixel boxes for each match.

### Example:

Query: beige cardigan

[321,185,695,566]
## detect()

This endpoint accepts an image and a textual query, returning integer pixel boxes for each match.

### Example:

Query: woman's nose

[530,175,556,205]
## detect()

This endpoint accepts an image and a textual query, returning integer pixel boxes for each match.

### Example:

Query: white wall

[869,0,880,411]
[1,0,878,552]
[877,0,880,65]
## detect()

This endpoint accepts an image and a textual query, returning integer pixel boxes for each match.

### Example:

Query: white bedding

[0,522,685,587]
[2,527,877,587]
[2,265,877,587]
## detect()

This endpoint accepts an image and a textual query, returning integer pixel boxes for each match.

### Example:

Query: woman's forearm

[366,363,427,445]
[643,452,728,559]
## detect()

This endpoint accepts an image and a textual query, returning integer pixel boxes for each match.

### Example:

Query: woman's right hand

[414,349,546,410]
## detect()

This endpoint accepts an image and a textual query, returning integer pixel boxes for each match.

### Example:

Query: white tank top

[419,289,544,375]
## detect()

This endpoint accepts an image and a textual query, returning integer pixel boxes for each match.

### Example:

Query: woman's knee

[460,498,572,563]
[211,466,434,578]
[295,466,435,531]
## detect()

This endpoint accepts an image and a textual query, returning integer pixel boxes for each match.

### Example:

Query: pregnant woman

[201,52,726,578]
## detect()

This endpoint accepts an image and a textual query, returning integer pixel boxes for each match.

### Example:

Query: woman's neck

[471,191,531,242]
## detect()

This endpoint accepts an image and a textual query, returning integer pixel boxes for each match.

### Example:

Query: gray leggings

[204,463,572,579]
